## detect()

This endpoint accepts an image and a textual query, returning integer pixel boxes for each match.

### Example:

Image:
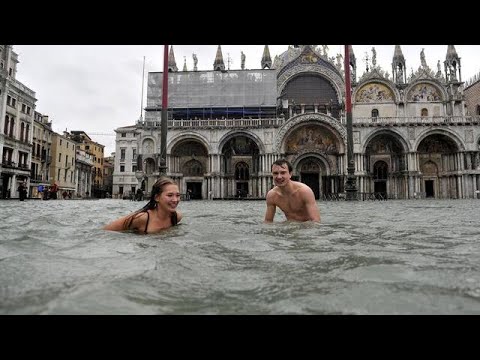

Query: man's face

[272,164,291,187]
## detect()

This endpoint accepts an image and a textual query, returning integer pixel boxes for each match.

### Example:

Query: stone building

[116,45,480,200]
[464,72,480,116]
[0,45,36,199]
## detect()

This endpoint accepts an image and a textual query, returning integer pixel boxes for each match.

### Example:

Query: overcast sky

[13,45,480,155]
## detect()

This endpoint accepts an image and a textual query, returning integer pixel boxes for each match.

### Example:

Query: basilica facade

[113,45,480,200]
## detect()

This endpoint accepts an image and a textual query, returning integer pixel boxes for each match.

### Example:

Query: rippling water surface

[1,198,480,314]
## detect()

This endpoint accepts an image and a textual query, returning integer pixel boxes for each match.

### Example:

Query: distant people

[264,159,320,223]
[103,177,183,234]
[50,183,58,199]
[62,191,68,199]
[18,183,27,201]
[136,188,144,201]
[186,189,192,200]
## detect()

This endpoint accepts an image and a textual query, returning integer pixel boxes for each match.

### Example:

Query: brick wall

[464,80,480,116]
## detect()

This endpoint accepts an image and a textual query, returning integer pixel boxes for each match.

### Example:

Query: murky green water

[1,198,480,314]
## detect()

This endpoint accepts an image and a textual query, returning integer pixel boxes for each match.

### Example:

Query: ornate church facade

[113,45,480,200]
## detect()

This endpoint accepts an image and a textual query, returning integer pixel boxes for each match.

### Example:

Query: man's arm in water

[264,190,276,223]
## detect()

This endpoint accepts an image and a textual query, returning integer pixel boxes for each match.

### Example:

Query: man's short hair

[271,159,292,172]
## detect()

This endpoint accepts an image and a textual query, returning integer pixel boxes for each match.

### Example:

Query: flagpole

[344,45,357,200]
[159,45,169,175]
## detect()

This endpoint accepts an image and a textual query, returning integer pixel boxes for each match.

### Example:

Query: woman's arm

[103,212,146,232]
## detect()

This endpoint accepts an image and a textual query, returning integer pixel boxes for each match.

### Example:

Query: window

[132,165,137,172]
[59,153,62,162]
[121,133,126,137]
[120,148,126,161]
[235,162,250,180]
[22,104,26,113]
[421,108,428,117]
[4,115,9,135]
[371,109,379,120]
[476,105,480,115]
[120,165,125,172]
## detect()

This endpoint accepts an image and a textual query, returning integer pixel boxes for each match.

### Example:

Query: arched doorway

[417,134,458,199]
[365,133,406,198]
[285,123,341,198]
[171,140,208,199]
[373,160,388,196]
[183,159,204,199]
[298,158,321,199]
[221,135,260,197]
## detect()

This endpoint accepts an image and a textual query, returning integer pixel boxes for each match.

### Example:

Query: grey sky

[13,45,480,155]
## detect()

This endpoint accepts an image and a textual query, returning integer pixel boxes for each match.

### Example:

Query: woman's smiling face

[155,184,181,212]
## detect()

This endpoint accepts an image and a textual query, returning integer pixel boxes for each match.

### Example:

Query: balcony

[351,116,480,127]
[138,118,285,129]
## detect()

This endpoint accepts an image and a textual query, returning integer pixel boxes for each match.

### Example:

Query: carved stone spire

[392,45,406,84]
[261,45,272,69]
[348,45,357,85]
[444,45,461,82]
[168,45,178,72]
[213,45,225,71]
[183,56,187,71]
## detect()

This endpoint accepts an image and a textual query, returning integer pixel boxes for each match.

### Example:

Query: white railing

[352,116,480,125]
[139,118,285,129]
[139,116,480,129]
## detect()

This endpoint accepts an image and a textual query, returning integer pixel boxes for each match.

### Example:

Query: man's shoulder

[294,182,315,197]
[266,187,279,200]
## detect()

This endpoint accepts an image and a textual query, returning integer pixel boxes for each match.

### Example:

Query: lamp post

[344,45,358,201]
[159,44,169,176]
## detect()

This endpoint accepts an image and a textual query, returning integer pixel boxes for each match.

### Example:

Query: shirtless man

[264,159,321,223]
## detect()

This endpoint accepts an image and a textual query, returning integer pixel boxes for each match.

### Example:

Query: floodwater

[1,198,480,314]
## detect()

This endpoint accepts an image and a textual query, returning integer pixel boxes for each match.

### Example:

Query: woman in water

[103,177,182,234]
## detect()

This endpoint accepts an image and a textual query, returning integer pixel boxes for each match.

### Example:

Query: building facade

[0,45,36,199]
[69,131,106,197]
[50,133,77,196]
[115,45,480,200]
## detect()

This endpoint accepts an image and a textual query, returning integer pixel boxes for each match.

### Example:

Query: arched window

[20,123,24,142]
[25,124,30,142]
[235,162,249,180]
[371,109,379,121]
[421,108,428,117]
[373,161,388,180]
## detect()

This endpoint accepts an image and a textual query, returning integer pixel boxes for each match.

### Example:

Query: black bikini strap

[144,211,150,234]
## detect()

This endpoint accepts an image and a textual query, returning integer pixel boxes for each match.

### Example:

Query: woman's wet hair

[123,176,178,230]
